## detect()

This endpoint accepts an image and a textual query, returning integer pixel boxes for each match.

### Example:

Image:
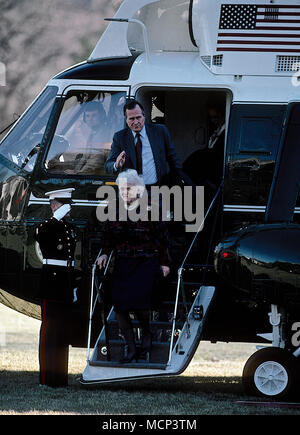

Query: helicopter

[0,0,300,399]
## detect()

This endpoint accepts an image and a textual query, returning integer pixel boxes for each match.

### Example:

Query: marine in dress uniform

[35,188,76,387]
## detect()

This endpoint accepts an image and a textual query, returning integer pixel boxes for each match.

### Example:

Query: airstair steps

[91,338,169,368]
[90,317,172,365]
[89,291,196,366]
[88,360,167,370]
[87,269,213,369]
[82,285,216,384]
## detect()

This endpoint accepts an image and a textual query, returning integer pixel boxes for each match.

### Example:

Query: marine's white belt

[43,259,74,267]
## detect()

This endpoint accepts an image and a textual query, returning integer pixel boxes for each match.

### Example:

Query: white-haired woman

[116,168,146,210]
[98,169,170,363]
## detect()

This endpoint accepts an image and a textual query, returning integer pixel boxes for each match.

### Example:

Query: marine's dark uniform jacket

[35,217,76,303]
[34,216,76,387]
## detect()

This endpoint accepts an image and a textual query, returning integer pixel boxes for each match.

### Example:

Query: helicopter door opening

[137,88,228,193]
[135,87,229,266]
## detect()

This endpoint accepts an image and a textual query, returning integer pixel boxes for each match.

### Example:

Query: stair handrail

[86,249,113,362]
[180,182,223,271]
[167,182,223,364]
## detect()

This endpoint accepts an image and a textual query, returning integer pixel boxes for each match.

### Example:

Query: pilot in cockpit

[74,102,108,150]
[70,102,111,173]
[47,101,111,175]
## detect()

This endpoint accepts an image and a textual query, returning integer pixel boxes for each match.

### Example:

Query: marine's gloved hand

[53,203,71,220]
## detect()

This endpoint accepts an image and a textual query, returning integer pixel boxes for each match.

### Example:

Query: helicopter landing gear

[242,304,300,399]
[242,347,298,399]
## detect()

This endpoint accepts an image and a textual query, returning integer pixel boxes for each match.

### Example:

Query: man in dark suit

[105,99,190,186]
[182,104,225,191]
[35,188,77,387]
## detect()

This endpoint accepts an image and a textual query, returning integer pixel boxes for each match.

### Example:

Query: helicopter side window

[0,167,28,221]
[225,104,285,206]
[45,90,125,176]
[0,86,58,172]
[266,103,300,224]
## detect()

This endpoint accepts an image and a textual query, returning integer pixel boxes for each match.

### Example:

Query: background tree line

[0,0,122,133]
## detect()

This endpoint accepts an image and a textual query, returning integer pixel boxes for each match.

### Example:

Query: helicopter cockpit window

[45,91,126,176]
[0,86,58,172]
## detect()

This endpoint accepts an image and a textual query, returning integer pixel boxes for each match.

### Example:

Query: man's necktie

[135,133,143,175]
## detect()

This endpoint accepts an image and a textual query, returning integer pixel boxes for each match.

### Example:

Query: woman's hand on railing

[97,254,108,269]
[160,265,170,277]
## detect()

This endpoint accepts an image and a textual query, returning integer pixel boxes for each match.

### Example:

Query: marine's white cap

[45,188,75,201]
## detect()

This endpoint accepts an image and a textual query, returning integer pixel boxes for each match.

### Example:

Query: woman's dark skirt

[111,256,160,312]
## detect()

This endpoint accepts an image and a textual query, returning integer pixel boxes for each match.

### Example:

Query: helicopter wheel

[242,347,299,400]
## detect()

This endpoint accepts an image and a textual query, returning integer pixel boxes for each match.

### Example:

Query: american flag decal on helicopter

[217,4,300,52]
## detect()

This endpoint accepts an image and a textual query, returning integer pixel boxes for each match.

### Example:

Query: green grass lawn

[1,303,300,415]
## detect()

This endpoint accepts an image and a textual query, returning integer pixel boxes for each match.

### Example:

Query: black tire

[242,347,298,399]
